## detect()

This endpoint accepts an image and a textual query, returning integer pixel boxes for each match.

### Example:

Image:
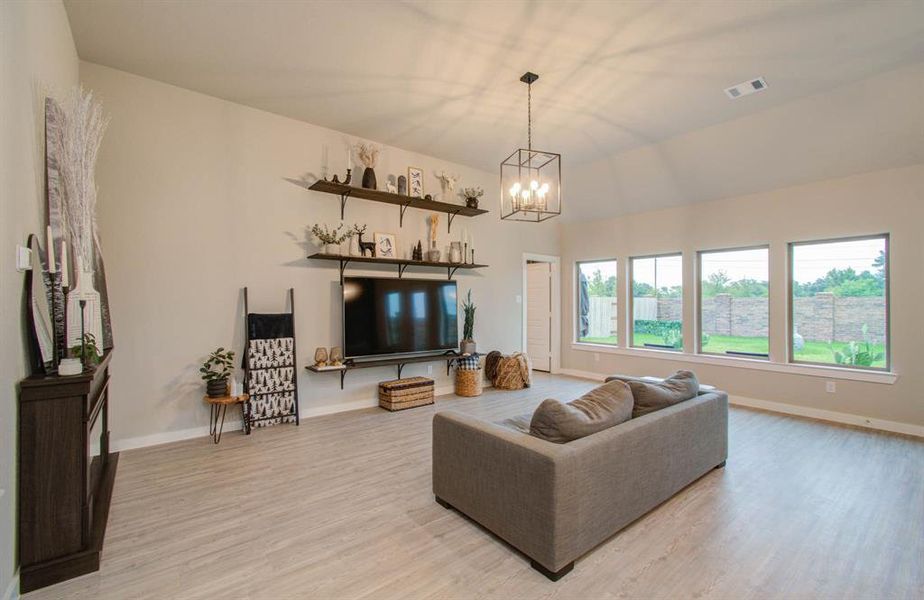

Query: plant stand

[203,393,248,444]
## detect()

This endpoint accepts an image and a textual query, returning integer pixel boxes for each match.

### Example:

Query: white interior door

[526,262,552,372]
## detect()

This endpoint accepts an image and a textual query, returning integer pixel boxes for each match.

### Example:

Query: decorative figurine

[412,240,423,261]
[352,223,376,257]
[314,347,329,367]
[435,171,459,203]
[397,175,407,195]
[385,177,397,194]
[329,346,343,366]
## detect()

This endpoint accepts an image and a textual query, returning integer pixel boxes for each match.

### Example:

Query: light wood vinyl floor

[25,374,924,599]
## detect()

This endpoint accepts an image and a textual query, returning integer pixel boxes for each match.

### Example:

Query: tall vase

[65,257,104,350]
[362,167,377,190]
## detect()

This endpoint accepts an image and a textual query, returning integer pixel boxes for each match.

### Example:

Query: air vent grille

[725,77,768,99]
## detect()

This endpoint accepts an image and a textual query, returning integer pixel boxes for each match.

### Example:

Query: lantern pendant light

[500,72,561,222]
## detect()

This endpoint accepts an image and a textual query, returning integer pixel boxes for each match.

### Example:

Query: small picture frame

[408,167,424,198]
[374,232,397,259]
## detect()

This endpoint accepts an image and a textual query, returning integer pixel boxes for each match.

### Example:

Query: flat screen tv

[343,277,458,359]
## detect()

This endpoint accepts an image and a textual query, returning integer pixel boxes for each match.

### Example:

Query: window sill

[570,342,898,384]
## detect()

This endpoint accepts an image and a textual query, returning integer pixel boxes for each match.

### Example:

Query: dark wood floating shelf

[307,351,460,389]
[286,178,489,232]
[308,252,488,284]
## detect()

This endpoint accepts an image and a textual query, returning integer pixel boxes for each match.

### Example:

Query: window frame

[629,252,684,352]
[787,233,890,372]
[574,258,619,346]
[695,244,771,360]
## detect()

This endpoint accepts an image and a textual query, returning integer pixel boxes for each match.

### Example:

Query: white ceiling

[64,1,924,219]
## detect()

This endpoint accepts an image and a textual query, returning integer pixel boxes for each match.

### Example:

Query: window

[576,259,618,345]
[699,247,769,358]
[631,254,683,350]
[790,235,888,369]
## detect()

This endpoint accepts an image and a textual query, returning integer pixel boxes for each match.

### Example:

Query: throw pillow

[529,379,634,443]
[611,370,700,418]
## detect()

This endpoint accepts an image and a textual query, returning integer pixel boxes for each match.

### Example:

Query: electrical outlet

[16,245,31,271]
[826,381,836,393]
[427,365,433,375]
[594,353,600,362]
[515,295,522,304]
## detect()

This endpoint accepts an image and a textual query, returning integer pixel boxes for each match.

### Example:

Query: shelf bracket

[397,263,409,278]
[340,369,347,390]
[447,209,461,233]
[338,258,351,285]
[339,190,352,220]
[397,363,405,379]
[447,265,461,280]
[399,199,413,228]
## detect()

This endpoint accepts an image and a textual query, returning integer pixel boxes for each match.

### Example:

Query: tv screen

[343,277,458,358]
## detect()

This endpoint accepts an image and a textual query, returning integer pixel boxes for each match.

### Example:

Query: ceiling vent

[724,77,768,100]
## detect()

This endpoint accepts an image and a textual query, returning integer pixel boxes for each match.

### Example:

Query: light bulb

[530,180,539,191]
[521,189,530,200]
[540,182,550,194]
[511,181,521,194]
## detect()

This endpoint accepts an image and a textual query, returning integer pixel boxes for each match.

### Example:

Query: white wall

[560,164,924,430]
[79,61,559,448]
[0,2,79,597]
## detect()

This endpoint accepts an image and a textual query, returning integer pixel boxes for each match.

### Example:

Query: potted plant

[67,333,102,369]
[200,347,235,398]
[461,290,476,355]
[311,223,352,255]
[460,186,484,209]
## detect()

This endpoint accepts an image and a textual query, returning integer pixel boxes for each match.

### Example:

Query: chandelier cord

[527,81,532,151]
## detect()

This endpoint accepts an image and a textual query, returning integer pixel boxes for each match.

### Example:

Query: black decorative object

[330,168,352,185]
[356,228,376,257]
[465,197,479,209]
[412,240,423,261]
[501,72,562,222]
[207,379,227,398]
[424,194,433,201]
[362,167,377,190]
[397,175,407,195]
[242,287,299,433]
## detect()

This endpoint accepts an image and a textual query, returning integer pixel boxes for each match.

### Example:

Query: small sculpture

[385,177,397,194]
[412,240,423,261]
[352,223,376,257]
[397,175,407,195]
[329,346,343,366]
[435,171,459,203]
[314,347,329,367]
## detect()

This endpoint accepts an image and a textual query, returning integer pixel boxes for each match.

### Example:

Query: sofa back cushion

[613,370,700,417]
[529,380,634,443]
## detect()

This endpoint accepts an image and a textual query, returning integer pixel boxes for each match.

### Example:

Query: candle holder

[330,168,352,186]
[79,299,87,370]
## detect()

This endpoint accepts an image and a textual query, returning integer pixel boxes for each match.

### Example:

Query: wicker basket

[379,377,434,411]
[455,368,484,397]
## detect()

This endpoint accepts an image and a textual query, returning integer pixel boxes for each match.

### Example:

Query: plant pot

[207,378,228,398]
[465,197,479,209]
[460,339,476,355]
[325,243,339,255]
[362,167,377,190]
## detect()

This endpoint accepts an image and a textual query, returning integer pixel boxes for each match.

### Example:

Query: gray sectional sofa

[432,386,728,580]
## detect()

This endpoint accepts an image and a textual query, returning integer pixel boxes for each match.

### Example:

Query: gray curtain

[579,272,590,338]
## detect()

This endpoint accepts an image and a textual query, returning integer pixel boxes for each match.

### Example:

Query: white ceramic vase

[65,257,104,350]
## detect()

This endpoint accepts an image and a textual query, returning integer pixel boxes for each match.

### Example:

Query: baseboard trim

[729,395,924,438]
[111,383,467,451]
[556,369,923,438]
[557,368,607,381]
[3,571,19,600]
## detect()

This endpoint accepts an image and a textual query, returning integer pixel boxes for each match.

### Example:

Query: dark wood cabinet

[18,350,119,593]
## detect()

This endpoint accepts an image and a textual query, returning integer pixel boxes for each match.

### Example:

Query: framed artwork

[408,167,423,198]
[374,232,397,259]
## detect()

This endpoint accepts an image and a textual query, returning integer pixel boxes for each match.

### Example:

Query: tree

[586,269,616,297]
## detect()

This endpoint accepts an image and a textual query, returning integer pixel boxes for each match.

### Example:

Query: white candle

[60,242,69,288]
[46,225,56,273]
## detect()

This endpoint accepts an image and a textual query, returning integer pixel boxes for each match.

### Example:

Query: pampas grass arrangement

[355,142,380,168]
[53,87,109,272]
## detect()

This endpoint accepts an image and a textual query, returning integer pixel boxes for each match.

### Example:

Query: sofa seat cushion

[608,370,700,418]
[528,380,634,443]
[495,413,532,434]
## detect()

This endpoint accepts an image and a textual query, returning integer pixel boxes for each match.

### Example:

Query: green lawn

[578,333,886,368]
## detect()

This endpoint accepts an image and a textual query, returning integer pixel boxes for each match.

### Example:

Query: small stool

[203,394,248,444]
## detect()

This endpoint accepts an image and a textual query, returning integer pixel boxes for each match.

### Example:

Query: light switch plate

[515,295,522,304]
[16,245,31,271]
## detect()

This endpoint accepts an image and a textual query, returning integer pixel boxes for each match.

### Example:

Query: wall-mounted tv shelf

[307,350,460,389]
[286,178,489,232]
[308,252,488,284]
